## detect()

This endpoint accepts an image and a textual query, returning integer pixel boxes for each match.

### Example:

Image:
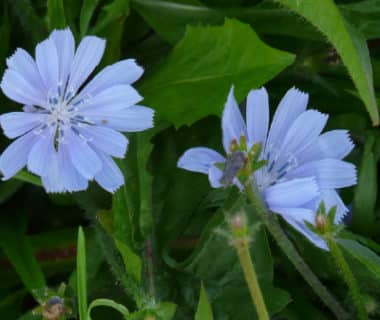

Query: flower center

[256,145,298,190]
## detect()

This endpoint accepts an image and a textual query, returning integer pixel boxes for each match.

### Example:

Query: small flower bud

[315,213,328,233]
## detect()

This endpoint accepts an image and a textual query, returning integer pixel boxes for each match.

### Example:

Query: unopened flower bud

[315,213,328,233]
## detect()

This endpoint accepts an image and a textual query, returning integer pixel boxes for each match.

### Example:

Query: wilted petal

[0,112,46,138]
[246,87,269,149]
[264,177,319,208]
[77,125,128,158]
[266,87,308,149]
[65,129,102,179]
[178,147,225,174]
[0,131,38,179]
[222,86,246,153]
[77,59,144,98]
[94,152,124,193]
[68,36,105,94]
[288,159,357,189]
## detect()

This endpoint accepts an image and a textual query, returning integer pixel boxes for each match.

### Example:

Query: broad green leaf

[195,284,214,320]
[338,239,380,282]
[275,0,379,125]
[79,0,100,37]
[47,0,66,30]
[91,0,130,34]
[0,224,45,298]
[140,18,295,127]
[87,298,129,320]
[114,239,142,284]
[352,132,378,234]
[77,227,87,320]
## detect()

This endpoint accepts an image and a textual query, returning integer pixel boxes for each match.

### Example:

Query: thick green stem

[326,235,367,320]
[244,181,349,320]
[233,236,269,320]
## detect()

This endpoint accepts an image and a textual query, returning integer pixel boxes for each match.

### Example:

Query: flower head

[178,86,357,249]
[0,28,154,193]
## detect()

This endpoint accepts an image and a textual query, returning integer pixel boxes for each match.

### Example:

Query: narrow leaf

[114,239,142,284]
[76,227,87,320]
[275,0,379,125]
[80,0,100,37]
[87,298,129,320]
[47,0,66,30]
[195,284,214,320]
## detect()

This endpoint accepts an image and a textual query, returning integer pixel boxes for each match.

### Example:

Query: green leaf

[140,18,295,127]
[195,284,214,320]
[0,223,45,298]
[352,132,378,234]
[77,227,87,320]
[114,239,142,284]
[91,0,130,35]
[0,179,23,205]
[338,239,380,282]
[79,0,100,37]
[87,298,129,320]
[47,0,66,30]
[275,0,379,125]
[14,170,42,187]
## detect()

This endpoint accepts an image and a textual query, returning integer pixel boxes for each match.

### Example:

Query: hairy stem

[233,234,269,320]
[244,181,349,320]
[326,235,367,320]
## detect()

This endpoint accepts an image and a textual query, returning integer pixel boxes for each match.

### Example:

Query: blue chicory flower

[0,28,154,193]
[178,86,357,249]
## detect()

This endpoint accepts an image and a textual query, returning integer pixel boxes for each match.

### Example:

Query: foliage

[1,0,380,319]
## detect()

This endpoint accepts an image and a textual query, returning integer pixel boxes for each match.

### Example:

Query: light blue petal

[177,147,225,174]
[318,130,354,160]
[41,144,88,193]
[68,36,105,94]
[35,38,59,91]
[266,87,308,150]
[288,159,357,189]
[84,105,154,132]
[281,215,328,250]
[27,128,55,175]
[65,129,102,179]
[270,207,315,224]
[0,131,38,179]
[208,165,224,188]
[0,112,46,138]
[264,177,319,208]
[320,189,348,223]
[1,69,46,106]
[246,87,269,149]
[280,110,328,156]
[77,84,142,112]
[5,48,46,101]
[222,86,246,153]
[94,152,124,193]
[50,28,75,86]
[77,59,143,98]
[77,125,128,158]
[41,151,65,193]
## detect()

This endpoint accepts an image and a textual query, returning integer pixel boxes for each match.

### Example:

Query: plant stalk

[326,235,367,320]
[233,235,269,320]
[244,180,349,320]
